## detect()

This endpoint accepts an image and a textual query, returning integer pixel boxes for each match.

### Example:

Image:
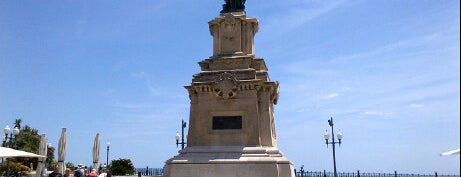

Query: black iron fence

[294,170,460,177]
[134,167,459,177]
[135,167,164,176]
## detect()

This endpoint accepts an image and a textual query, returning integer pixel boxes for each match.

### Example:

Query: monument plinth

[163,2,295,177]
[209,13,258,58]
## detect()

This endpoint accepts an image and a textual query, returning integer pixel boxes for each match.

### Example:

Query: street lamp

[106,140,111,166]
[2,126,9,164]
[4,125,20,148]
[46,143,52,164]
[4,125,20,177]
[324,117,343,177]
[3,126,9,146]
[175,120,187,150]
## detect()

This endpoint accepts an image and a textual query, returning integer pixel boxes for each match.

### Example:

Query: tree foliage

[0,161,31,177]
[0,119,56,175]
[66,162,75,170]
[109,159,135,175]
[15,125,41,170]
[46,145,56,167]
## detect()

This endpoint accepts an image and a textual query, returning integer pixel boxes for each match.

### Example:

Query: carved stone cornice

[198,56,269,72]
[186,79,279,104]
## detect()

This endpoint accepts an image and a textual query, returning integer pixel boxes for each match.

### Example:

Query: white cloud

[131,71,147,79]
[363,110,393,117]
[112,101,154,109]
[409,103,425,108]
[146,82,162,96]
[264,0,346,32]
[131,71,163,97]
[326,93,339,99]
[287,0,345,28]
[330,32,446,64]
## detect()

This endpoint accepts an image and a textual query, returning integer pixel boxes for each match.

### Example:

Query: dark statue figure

[221,0,246,13]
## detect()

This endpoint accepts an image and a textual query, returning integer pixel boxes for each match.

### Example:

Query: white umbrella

[36,134,47,177]
[58,128,67,174]
[93,133,100,173]
[440,148,460,156]
[0,147,45,158]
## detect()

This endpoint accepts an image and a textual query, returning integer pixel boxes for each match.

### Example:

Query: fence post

[357,170,360,177]
[394,171,398,177]
[435,172,438,177]
[138,172,141,177]
[324,170,327,177]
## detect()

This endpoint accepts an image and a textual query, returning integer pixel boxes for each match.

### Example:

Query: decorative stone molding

[198,56,267,72]
[213,72,239,99]
[271,81,280,105]
[238,82,260,91]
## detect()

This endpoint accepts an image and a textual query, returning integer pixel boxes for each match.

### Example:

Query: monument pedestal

[163,5,295,177]
[164,146,294,177]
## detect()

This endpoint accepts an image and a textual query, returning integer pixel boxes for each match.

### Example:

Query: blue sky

[1,0,459,174]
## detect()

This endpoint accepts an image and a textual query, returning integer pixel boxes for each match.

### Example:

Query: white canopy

[440,148,460,156]
[0,146,45,158]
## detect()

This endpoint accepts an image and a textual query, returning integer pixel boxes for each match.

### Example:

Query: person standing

[98,164,103,174]
[84,166,89,177]
[41,167,48,177]
[89,169,98,177]
[49,165,63,177]
[63,168,72,177]
[74,164,84,177]
[105,170,111,177]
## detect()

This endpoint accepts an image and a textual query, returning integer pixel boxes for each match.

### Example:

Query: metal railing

[294,170,460,177]
[135,167,164,176]
[133,167,460,177]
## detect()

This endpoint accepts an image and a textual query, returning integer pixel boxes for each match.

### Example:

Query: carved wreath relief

[213,72,239,99]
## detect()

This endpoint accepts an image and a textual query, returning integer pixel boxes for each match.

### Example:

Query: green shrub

[108,159,135,175]
[0,161,31,177]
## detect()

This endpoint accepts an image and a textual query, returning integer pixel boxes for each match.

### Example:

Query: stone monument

[163,1,296,177]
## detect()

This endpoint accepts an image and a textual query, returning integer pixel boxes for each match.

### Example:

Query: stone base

[163,146,295,177]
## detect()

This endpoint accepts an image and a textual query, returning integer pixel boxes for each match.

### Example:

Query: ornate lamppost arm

[324,117,343,177]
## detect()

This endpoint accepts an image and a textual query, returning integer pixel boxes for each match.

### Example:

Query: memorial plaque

[212,116,242,130]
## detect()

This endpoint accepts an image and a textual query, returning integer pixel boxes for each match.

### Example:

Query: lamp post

[175,120,187,150]
[46,143,52,166]
[4,125,20,148]
[324,117,343,177]
[106,141,110,166]
[4,125,20,177]
[2,127,7,164]
[2,129,7,147]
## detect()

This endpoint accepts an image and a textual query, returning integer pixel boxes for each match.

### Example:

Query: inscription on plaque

[212,116,242,130]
